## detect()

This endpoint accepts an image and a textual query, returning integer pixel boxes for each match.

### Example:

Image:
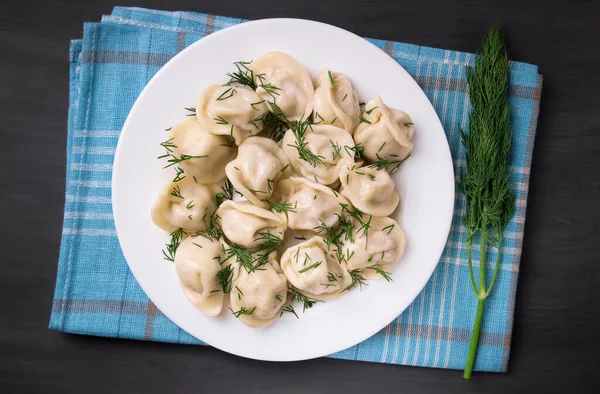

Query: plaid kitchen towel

[50,6,542,372]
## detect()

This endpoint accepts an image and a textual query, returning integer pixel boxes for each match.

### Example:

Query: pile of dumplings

[151,51,415,328]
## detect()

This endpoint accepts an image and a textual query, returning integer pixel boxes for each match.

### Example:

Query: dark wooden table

[1,0,598,392]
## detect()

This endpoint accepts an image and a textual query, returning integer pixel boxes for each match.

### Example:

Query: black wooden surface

[1,0,598,392]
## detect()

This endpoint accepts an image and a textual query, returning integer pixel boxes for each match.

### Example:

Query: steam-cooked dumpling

[342,216,406,277]
[354,96,415,162]
[280,236,350,299]
[225,137,292,208]
[282,124,355,185]
[230,253,288,328]
[166,117,236,184]
[339,166,400,216]
[151,176,219,233]
[276,177,349,233]
[216,200,287,249]
[196,84,269,145]
[174,235,231,316]
[250,52,314,121]
[312,68,360,133]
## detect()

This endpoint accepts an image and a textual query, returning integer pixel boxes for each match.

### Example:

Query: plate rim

[112,17,455,361]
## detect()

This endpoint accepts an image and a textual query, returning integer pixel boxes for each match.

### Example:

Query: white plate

[112,18,454,361]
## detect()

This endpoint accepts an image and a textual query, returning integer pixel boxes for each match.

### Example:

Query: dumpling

[250,52,314,121]
[280,236,350,299]
[174,235,231,316]
[196,84,269,145]
[342,216,406,278]
[164,117,236,184]
[282,124,355,185]
[312,68,360,133]
[229,253,288,328]
[225,137,292,208]
[216,200,287,249]
[151,176,219,233]
[276,177,349,233]
[353,95,415,162]
[339,165,400,216]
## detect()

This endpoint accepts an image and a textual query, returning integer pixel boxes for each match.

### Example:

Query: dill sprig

[288,287,321,311]
[216,179,234,206]
[330,140,342,160]
[216,87,237,101]
[159,138,177,156]
[163,153,208,169]
[170,185,183,199]
[262,101,290,142]
[173,167,186,183]
[225,61,256,89]
[253,232,284,251]
[343,269,368,292]
[344,144,365,159]
[216,264,234,294]
[368,153,410,173]
[298,261,322,274]
[367,265,393,282]
[460,23,514,380]
[280,305,299,319]
[184,107,196,116]
[328,70,335,87]
[162,228,185,262]
[266,200,297,213]
[230,306,256,318]
[287,119,326,167]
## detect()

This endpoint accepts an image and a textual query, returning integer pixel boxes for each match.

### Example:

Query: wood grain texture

[0,0,598,392]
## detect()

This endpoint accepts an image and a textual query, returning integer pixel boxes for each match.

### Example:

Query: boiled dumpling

[275,177,349,233]
[312,68,360,134]
[165,117,236,184]
[151,176,219,233]
[174,235,232,316]
[282,124,355,186]
[339,165,399,216]
[196,84,269,145]
[342,216,406,277]
[229,252,288,328]
[250,52,314,121]
[216,200,287,249]
[280,236,350,299]
[354,96,415,162]
[225,137,292,208]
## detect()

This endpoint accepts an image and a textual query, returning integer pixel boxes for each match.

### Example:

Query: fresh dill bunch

[461,23,515,380]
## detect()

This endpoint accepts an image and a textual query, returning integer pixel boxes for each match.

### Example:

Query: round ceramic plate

[113,18,454,361]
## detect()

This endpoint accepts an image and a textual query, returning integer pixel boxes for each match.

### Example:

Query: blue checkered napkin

[50,6,542,371]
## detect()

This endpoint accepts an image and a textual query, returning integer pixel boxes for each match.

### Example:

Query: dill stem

[464,227,487,379]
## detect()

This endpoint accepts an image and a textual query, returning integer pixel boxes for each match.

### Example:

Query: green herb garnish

[216,264,234,294]
[367,153,410,173]
[162,228,185,262]
[230,306,256,318]
[267,200,297,213]
[461,23,514,380]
